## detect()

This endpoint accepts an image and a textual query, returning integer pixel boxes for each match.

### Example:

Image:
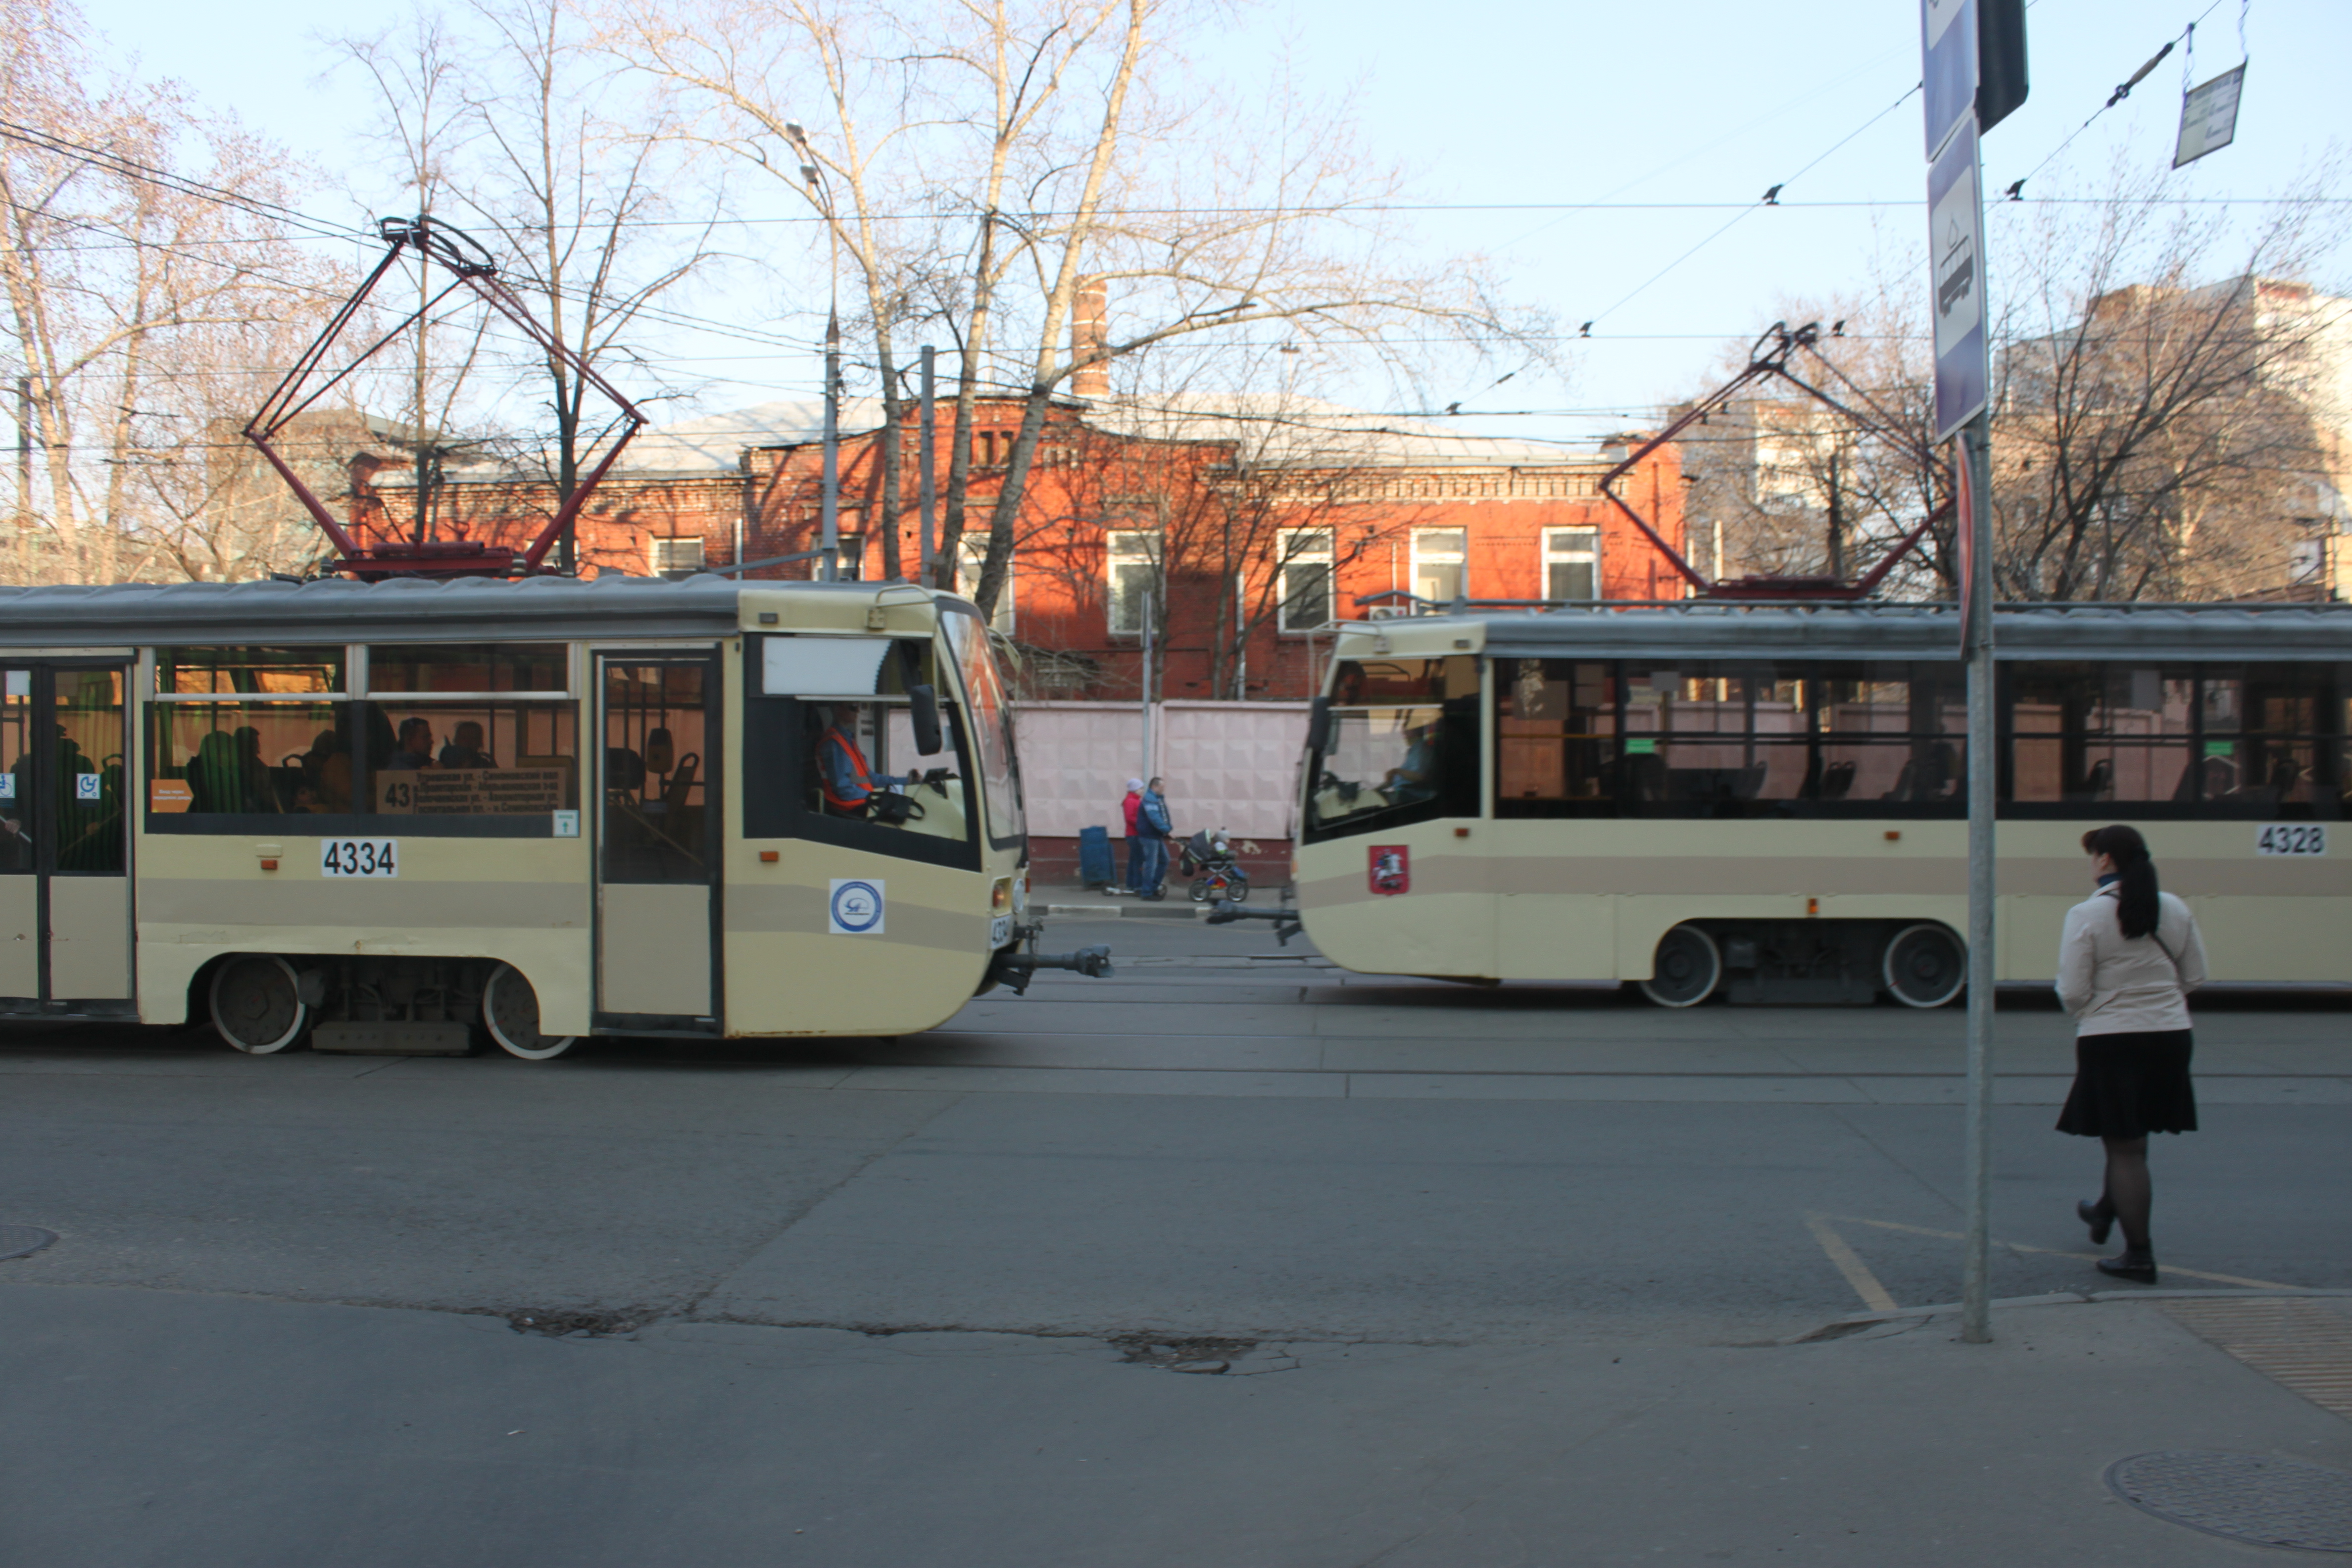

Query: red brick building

[340,393,1689,700]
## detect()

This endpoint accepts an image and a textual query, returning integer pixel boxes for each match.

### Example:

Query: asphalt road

[4,914,2348,1565]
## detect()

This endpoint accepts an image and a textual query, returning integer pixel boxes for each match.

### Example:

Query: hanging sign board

[1929,115,1988,441]
[2173,64,2245,168]
[1921,0,1979,160]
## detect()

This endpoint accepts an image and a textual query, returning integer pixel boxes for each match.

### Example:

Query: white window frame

[1542,527,1601,603]
[1410,527,1468,607]
[956,536,1014,632]
[648,535,704,580]
[1275,527,1335,633]
[1106,530,1160,636]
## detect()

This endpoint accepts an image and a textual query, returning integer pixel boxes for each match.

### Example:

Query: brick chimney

[1070,276,1109,398]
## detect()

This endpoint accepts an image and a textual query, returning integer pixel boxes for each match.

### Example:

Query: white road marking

[1806,1213,1899,1312]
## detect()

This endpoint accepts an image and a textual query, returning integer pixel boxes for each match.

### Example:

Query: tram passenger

[387,717,438,770]
[439,720,496,770]
[302,729,353,813]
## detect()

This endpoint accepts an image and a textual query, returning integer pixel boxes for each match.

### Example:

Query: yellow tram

[0,575,1102,1057]
[1292,604,2350,1004]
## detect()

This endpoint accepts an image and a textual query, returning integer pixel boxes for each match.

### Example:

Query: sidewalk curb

[1044,902,1212,920]
[1785,1285,2352,1344]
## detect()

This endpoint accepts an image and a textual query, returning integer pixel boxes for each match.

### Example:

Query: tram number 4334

[2255,824,2327,856]
[321,838,399,878]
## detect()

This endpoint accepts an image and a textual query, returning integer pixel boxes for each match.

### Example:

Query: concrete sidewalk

[4,1280,2347,1567]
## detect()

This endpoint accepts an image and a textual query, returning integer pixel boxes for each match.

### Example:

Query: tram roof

[0,575,958,647]
[1343,603,2352,663]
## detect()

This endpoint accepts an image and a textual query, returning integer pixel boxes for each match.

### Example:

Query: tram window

[367,643,567,694]
[151,701,347,816]
[1999,663,2340,819]
[0,673,27,871]
[158,646,343,695]
[1303,656,1480,841]
[1626,666,1812,808]
[365,701,579,818]
[602,664,710,883]
[52,670,126,874]
[1820,667,1965,807]
[150,697,578,825]
[739,636,981,869]
[1497,659,1613,813]
[943,612,1026,847]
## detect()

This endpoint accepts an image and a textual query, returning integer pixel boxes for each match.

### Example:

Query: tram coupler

[984,939,1115,995]
[1206,897,1303,945]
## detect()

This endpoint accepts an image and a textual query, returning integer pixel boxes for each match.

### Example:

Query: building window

[1277,528,1334,631]
[1543,527,1600,602]
[648,536,704,580]
[1411,528,1467,606]
[835,532,865,582]
[957,536,1014,632]
[1106,531,1160,635]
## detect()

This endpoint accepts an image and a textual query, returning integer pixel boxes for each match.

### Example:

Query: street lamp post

[787,121,841,585]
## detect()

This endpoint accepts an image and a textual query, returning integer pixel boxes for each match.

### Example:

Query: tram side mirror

[907,683,942,757]
[1305,696,1331,753]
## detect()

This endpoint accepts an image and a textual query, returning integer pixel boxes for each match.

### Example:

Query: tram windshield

[941,610,1024,845]
[1303,655,1481,840]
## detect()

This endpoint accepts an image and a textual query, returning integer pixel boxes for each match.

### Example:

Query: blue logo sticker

[829,878,885,935]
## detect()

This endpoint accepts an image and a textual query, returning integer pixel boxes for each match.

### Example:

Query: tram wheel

[1639,924,1721,1008]
[210,955,309,1054]
[1883,923,1966,1008]
[482,963,578,1061]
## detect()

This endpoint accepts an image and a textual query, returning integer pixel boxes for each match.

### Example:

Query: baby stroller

[1179,827,1249,904]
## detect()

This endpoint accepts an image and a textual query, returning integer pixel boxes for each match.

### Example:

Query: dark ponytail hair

[2082,824,2160,938]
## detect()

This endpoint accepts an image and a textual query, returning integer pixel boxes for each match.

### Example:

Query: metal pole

[1140,592,1155,784]
[820,312,840,584]
[919,345,936,588]
[15,376,29,538]
[1960,408,1998,1344]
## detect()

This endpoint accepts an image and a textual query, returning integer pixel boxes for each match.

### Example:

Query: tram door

[0,664,132,1010]
[594,656,721,1030]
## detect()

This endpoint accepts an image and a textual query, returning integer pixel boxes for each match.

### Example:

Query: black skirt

[2055,1029,2197,1138]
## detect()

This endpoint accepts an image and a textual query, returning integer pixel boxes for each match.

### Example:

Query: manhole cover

[0,1225,57,1262]
[2107,1451,2352,1553]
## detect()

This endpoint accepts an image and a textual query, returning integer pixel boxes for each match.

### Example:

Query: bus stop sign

[1929,115,1988,441]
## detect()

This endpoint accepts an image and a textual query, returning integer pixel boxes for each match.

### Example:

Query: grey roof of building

[392,392,1606,487]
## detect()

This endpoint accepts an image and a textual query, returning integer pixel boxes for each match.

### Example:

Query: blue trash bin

[1077,825,1114,887]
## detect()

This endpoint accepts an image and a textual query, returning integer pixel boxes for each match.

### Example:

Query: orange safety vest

[820,727,876,812]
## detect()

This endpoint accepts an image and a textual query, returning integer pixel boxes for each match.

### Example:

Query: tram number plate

[2255,824,2326,856]
[990,914,1013,948]
[321,838,399,878]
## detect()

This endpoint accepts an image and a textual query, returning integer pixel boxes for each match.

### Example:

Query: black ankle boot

[2097,1249,2156,1285]
[2078,1198,2114,1246]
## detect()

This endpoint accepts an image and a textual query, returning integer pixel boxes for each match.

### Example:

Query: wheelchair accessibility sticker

[829,878,886,935]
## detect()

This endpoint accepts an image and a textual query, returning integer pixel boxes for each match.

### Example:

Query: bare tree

[1990,170,2349,599]
[455,0,716,570]
[0,0,343,583]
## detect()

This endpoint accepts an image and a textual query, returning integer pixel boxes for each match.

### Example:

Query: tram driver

[815,704,921,826]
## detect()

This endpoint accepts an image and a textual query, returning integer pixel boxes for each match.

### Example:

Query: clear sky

[87,0,2352,446]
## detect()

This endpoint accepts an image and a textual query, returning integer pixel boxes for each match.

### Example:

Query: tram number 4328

[321,838,400,878]
[2255,824,2327,857]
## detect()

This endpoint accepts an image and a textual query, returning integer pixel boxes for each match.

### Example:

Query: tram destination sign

[374,767,568,816]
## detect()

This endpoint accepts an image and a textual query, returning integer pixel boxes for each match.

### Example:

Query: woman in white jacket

[2054,824,2208,1285]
